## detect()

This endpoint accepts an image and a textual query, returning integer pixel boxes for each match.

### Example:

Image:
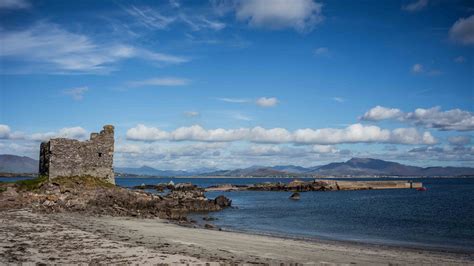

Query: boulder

[289,192,300,200]
[204,223,216,229]
[214,195,232,207]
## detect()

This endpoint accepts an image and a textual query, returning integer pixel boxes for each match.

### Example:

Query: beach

[1,209,472,265]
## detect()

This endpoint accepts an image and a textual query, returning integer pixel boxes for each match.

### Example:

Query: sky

[0,0,473,170]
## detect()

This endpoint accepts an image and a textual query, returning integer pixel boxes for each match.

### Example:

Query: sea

[2,176,474,252]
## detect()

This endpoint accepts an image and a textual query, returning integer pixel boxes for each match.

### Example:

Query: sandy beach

[1,209,473,265]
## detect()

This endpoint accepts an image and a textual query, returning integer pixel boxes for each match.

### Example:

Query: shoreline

[204,224,474,255]
[1,209,472,265]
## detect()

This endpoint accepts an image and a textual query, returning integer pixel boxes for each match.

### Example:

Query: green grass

[15,175,48,191]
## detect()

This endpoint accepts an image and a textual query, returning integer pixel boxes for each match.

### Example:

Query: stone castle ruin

[39,125,115,184]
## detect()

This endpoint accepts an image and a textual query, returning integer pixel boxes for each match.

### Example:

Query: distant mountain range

[116,157,474,177]
[1,154,473,177]
[0,154,38,174]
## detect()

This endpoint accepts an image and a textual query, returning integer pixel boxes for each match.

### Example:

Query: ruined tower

[39,125,115,184]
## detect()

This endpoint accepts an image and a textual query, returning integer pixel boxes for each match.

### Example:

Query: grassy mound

[5,175,115,192]
[15,175,48,191]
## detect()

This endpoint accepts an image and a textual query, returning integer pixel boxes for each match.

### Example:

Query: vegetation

[15,175,48,191]
[0,175,115,193]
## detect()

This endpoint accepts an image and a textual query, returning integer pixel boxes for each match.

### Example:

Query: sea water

[2,176,473,251]
[115,177,474,252]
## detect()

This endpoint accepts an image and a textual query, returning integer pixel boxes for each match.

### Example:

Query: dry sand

[1,209,473,265]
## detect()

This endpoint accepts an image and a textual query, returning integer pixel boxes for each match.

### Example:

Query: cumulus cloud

[361,106,403,121]
[126,123,435,145]
[63,87,88,100]
[30,127,87,142]
[128,77,190,87]
[312,144,337,153]
[448,135,472,146]
[256,97,279,107]
[402,0,428,12]
[404,107,474,131]
[0,124,25,140]
[125,124,170,142]
[0,23,188,73]
[449,15,474,45]
[232,0,324,32]
[361,106,474,131]
[0,124,12,139]
[408,145,474,162]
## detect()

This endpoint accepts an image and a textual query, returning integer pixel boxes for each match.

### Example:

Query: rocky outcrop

[205,179,422,192]
[0,176,231,221]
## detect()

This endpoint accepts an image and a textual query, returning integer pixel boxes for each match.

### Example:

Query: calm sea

[2,176,473,252]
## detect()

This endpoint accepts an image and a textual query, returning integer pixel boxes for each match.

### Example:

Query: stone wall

[39,125,115,184]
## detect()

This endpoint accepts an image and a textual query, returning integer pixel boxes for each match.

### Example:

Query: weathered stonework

[39,125,115,184]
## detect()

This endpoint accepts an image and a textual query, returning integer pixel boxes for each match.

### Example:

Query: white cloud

[361,106,403,121]
[449,15,474,45]
[454,56,466,63]
[30,126,87,142]
[405,107,474,131]
[57,127,87,139]
[361,106,474,131]
[233,0,324,32]
[0,0,30,9]
[125,124,170,142]
[0,124,11,139]
[332,97,345,103]
[256,97,279,107]
[124,5,225,32]
[0,23,188,73]
[448,135,471,146]
[0,124,25,140]
[126,123,435,145]
[184,111,200,117]
[128,77,190,87]
[63,87,88,100]
[411,63,424,73]
[180,15,226,31]
[123,5,176,30]
[233,113,253,121]
[216,97,250,103]
[402,0,428,12]
[313,47,329,56]
[312,144,337,154]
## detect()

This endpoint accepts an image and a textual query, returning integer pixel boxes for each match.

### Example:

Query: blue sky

[0,0,473,170]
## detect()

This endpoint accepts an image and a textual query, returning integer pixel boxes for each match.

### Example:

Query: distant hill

[203,158,474,177]
[4,153,470,177]
[114,166,191,176]
[0,154,38,174]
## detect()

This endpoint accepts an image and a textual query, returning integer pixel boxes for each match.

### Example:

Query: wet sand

[1,209,473,265]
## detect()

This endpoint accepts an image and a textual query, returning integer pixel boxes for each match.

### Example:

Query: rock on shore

[0,176,231,221]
